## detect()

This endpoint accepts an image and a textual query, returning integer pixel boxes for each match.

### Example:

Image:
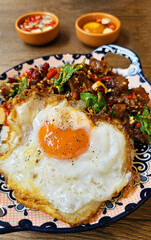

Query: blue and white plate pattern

[0,44,150,234]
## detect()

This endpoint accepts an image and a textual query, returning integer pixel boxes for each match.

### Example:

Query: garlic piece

[103,28,113,34]
[101,18,111,25]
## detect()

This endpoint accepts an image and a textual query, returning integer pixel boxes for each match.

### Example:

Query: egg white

[0,95,132,214]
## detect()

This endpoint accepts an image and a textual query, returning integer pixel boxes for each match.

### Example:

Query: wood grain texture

[0,0,151,239]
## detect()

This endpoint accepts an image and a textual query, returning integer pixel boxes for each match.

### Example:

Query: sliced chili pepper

[125,95,132,99]
[132,91,136,99]
[108,23,116,30]
[144,134,148,141]
[108,107,113,114]
[2,102,10,117]
[96,18,102,23]
[47,68,57,79]
[99,76,112,81]
[90,74,99,82]
[31,26,38,30]
[5,109,10,116]
[23,19,30,26]
[35,16,42,21]
[54,69,61,79]
[30,16,36,22]
[50,20,56,26]
[8,78,17,83]
[125,91,136,100]
[90,74,112,82]
[23,28,31,32]
[45,23,51,27]
[2,102,8,108]
[136,122,141,128]
[27,78,33,84]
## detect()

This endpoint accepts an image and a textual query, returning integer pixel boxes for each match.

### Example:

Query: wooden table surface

[0,0,150,239]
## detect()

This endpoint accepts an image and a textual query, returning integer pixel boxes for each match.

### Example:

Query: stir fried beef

[89,57,112,75]
[0,57,150,144]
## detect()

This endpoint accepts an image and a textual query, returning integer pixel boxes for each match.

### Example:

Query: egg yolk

[38,121,89,159]
[83,22,104,34]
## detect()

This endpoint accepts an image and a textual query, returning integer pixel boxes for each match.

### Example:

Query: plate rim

[0,44,151,234]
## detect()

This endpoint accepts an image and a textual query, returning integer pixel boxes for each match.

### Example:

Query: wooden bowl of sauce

[75,12,121,47]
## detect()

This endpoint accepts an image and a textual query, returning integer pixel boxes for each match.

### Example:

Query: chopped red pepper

[30,16,36,22]
[136,122,141,128]
[27,78,33,84]
[31,26,38,30]
[22,28,31,32]
[144,134,148,141]
[4,122,9,126]
[8,77,17,83]
[132,91,136,99]
[90,74,112,82]
[45,23,51,27]
[125,91,136,100]
[50,20,56,26]
[2,102,8,108]
[47,68,57,79]
[96,18,102,23]
[54,69,61,79]
[2,102,10,117]
[5,109,10,116]
[35,16,42,21]
[108,23,116,30]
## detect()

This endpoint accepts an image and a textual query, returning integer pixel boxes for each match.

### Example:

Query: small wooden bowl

[15,12,59,45]
[75,12,121,47]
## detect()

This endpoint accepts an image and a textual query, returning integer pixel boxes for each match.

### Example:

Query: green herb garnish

[9,76,28,98]
[54,61,84,92]
[135,106,151,144]
[80,91,107,114]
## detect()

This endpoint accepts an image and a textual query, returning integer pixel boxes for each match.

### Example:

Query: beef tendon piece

[133,87,149,105]
[112,103,126,118]
[1,83,11,99]
[89,57,112,75]
[67,74,93,99]
[111,74,129,96]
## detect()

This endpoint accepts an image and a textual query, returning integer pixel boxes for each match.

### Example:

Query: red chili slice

[2,102,10,117]
[30,16,36,22]
[54,69,61,79]
[8,78,17,83]
[136,122,141,128]
[35,16,42,21]
[5,109,10,116]
[108,23,116,30]
[45,23,51,27]
[31,26,38,30]
[47,68,57,79]
[125,91,136,100]
[50,20,56,26]
[96,18,102,23]
[90,74,112,82]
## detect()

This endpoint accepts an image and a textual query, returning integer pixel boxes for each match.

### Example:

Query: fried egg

[0,92,133,225]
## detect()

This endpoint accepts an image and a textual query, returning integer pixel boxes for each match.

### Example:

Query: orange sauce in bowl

[83,18,116,34]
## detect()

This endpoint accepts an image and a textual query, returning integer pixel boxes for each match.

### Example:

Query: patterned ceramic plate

[0,44,151,234]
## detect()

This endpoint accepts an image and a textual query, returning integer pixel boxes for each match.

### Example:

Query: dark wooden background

[0,0,150,239]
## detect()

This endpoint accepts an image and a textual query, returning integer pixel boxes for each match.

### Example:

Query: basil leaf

[17,76,27,95]
[80,91,107,114]
[9,76,28,98]
[135,107,151,144]
[9,84,20,97]
[54,63,83,92]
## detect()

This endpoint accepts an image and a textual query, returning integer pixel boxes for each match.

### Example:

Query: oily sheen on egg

[0,93,132,221]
